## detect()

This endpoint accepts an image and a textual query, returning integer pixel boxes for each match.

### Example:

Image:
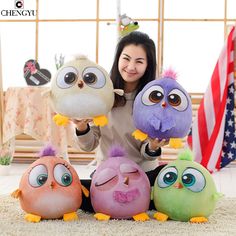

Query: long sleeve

[73,91,161,172]
[75,125,101,152]
[140,142,162,160]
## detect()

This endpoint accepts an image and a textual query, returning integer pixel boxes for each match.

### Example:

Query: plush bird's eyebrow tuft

[63,162,70,169]
[28,165,37,174]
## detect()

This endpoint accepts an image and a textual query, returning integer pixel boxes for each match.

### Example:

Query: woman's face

[118,44,148,92]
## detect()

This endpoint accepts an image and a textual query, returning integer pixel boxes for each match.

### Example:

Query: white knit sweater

[76,92,161,172]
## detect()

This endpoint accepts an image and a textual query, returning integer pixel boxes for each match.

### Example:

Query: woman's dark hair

[110,31,157,107]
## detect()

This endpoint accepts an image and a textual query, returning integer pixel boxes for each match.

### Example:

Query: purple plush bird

[132,69,192,148]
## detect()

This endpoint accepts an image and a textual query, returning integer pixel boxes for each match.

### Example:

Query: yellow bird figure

[47,55,123,126]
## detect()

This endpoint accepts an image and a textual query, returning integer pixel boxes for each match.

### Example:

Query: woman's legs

[80,178,94,213]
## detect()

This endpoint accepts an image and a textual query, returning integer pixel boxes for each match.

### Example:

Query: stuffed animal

[46,55,123,127]
[90,146,150,221]
[11,145,89,222]
[119,14,139,37]
[152,149,222,223]
[132,69,192,148]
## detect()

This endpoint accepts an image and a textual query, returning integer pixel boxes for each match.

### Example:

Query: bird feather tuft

[72,54,88,60]
[178,149,193,161]
[108,145,126,158]
[161,68,177,80]
[38,144,57,158]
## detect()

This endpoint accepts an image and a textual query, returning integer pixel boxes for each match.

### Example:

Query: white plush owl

[47,55,123,126]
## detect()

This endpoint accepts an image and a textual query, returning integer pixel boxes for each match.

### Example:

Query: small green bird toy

[152,149,223,223]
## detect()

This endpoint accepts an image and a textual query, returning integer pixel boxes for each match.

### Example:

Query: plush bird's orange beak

[50,181,55,189]
[174,182,183,189]
[123,177,129,186]
[161,101,166,108]
[78,80,84,89]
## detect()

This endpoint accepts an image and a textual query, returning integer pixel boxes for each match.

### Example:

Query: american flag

[187,26,236,172]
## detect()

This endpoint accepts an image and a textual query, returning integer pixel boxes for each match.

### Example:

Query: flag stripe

[205,75,216,137]
[210,62,221,121]
[197,101,208,156]
[207,113,226,171]
[203,90,227,168]
[218,42,228,101]
[192,116,202,163]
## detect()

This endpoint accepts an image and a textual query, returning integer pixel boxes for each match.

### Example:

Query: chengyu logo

[15,0,24,9]
[1,0,36,17]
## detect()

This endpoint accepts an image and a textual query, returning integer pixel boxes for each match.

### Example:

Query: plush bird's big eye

[56,67,78,89]
[168,94,181,106]
[142,85,164,106]
[120,163,140,180]
[149,91,164,103]
[83,73,97,84]
[54,164,73,187]
[157,167,178,188]
[82,67,106,89]
[182,168,206,192]
[120,163,138,174]
[29,165,48,188]
[94,168,118,188]
[168,89,189,111]
[64,72,77,84]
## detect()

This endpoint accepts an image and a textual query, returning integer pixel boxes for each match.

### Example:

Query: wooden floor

[0,162,235,197]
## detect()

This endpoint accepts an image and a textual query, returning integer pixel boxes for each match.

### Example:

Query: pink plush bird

[11,145,89,222]
[90,146,150,221]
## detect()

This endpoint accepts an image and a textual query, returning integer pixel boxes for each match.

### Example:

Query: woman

[73,31,168,211]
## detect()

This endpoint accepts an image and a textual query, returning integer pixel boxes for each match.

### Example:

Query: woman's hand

[71,119,92,132]
[148,138,169,151]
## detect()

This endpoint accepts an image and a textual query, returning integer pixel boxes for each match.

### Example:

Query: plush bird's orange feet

[53,114,69,126]
[94,213,111,221]
[93,115,108,127]
[24,213,41,223]
[153,212,169,222]
[132,129,148,141]
[63,212,78,221]
[133,212,150,221]
[169,138,183,148]
[190,216,208,223]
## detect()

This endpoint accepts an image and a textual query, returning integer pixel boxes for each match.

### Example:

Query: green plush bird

[152,149,223,223]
